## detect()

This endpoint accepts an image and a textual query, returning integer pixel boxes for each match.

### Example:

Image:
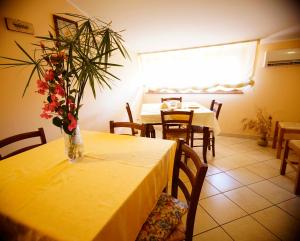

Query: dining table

[0,131,177,241]
[139,101,221,162]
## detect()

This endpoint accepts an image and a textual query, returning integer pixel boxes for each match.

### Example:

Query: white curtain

[139,41,257,92]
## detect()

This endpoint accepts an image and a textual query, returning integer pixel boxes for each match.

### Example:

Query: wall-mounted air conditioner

[264,48,300,67]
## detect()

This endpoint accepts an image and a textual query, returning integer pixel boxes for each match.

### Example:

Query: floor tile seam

[220,215,282,241]
[219,225,235,241]
[250,212,285,241]
[209,158,273,173]
[198,201,248,227]
[243,166,282,179]
[266,175,297,193]
[224,168,268,186]
[275,203,300,221]
[199,192,221,201]
[246,183,294,205]
[213,212,248,226]
[205,170,224,177]
[204,177,236,193]
[192,226,236,240]
[197,202,224,228]
[222,191,273,215]
[192,225,221,237]
[243,215,283,241]
[242,158,280,170]
[247,172,296,195]
[205,176,255,194]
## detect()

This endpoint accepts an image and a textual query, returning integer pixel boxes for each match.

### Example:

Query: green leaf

[15,41,35,63]
[63,123,72,135]
[22,64,38,97]
[53,117,62,127]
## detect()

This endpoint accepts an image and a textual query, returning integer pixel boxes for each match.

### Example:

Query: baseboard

[219,132,266,140]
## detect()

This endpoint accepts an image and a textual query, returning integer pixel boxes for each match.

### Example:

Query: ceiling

[69,0,300,53]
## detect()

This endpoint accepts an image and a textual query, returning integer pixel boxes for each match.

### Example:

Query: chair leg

[202,127,209,164]
[150,127,156,138]
[295,160,300,195]
[272,121,279,149]
[191,130,194,147]
[280,141,289,175]
[212,134,215,157]
[276,128,284,159]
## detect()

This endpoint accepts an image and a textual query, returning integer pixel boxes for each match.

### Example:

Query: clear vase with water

[64,125,84,162]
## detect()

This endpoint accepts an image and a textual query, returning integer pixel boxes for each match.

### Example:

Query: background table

[140,102,221,162]
[272,121,300,158]
[140,102,221,135]
[0,131,176,241]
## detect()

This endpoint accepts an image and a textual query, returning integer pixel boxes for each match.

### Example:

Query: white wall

[0,0,142,148]
[143,39,300,137]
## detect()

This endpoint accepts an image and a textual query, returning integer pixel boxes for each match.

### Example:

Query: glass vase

[64,125,84,162]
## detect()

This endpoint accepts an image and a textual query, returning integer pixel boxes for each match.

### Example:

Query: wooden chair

[161,97,182,103]
[281,140,300,195]
[161,110,193,145]
[109,121,146,137]
[272,121,300,158]
[190,100,222,157]
[0,128,46,160]
[126,102,157,138]
[137,139,208,241]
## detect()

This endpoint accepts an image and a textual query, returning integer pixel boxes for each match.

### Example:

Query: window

[139,41,257,93]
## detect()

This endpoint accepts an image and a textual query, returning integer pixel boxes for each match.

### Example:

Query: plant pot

[257,137,268,147]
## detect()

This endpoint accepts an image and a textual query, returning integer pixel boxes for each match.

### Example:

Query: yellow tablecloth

[0,131,176,241]
[140,102,221,135]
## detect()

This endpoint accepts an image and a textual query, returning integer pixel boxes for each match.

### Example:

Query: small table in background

[272,121,300,158]
[140,102,221,163]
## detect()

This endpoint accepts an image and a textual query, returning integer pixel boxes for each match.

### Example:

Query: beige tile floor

[190,136,300,241]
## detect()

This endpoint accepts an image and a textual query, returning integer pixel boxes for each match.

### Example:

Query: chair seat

[166,132,188,141]
[136,193,188,241]
[166,221,185,241]
[191,125,213,133]
[191,125,204,132]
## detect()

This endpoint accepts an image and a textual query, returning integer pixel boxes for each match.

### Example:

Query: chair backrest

[125,102,136,135]
[172,139,208,241]
[210,100,223,119]
[161,110,193,144]
[0,128,47,160]
[161,97,182,103]
[109,121,146,137]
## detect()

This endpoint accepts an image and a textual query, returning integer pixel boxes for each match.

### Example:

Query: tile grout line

[191,139,298,240]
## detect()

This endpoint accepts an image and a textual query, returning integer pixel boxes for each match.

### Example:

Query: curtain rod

[138,39,259,55]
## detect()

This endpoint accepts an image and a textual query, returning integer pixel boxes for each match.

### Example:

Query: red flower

[36,79,49,95]
[40,112,52,119]
[50,52,65,65]
[45,69,55,82]
[67,113,77,132]
[55,84,65,97]
[67,98,76,111]
[57,108,64,116]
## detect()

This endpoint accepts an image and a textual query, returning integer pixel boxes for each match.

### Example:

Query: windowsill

[145,89,244,94]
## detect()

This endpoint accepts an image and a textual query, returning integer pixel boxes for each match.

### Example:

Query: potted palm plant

[0,13,129,161]
[242,108,272,146]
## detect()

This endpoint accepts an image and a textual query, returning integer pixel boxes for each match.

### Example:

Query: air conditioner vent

[265,48,300,67]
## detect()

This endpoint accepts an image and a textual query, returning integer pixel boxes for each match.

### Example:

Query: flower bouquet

[0,13,129,161]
